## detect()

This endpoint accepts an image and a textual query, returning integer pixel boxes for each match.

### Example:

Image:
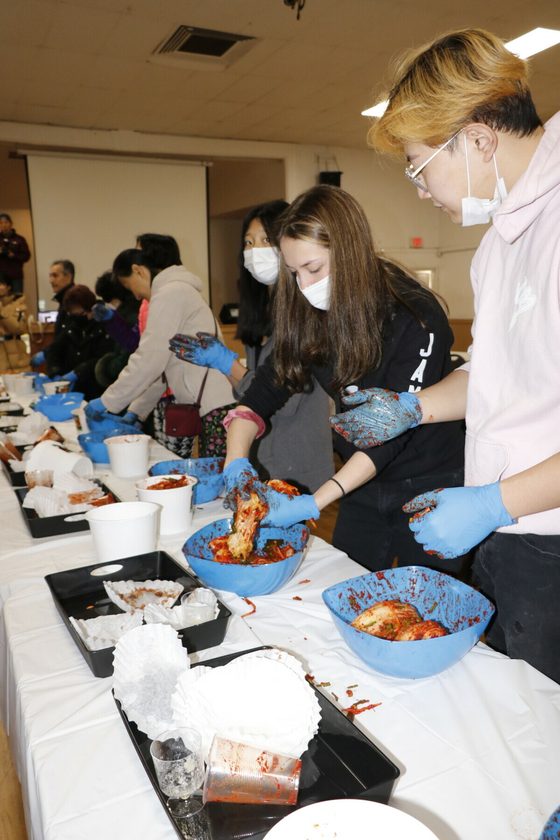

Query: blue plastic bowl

[32,393,84,421]
[322,566,494,679]
[183,518,309,597]
[85,412,138,433]
[150,457,224,505]
[78,428,132,463]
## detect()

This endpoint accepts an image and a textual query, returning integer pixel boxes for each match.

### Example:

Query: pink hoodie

[465,111,560,534]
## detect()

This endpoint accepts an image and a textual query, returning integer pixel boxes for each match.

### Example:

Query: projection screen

[25,153,209,309]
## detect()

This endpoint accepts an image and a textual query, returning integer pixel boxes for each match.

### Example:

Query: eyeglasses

[405,130,463,192]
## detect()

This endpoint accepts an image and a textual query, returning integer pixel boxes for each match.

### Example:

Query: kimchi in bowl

[322,566,494,679]
[183,518,309,597]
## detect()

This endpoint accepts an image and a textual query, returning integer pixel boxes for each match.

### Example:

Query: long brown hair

[273,185,424,393]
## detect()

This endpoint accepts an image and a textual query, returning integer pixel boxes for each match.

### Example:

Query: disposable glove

[30,351,45,367]
[222,458,260,511]
[169,332,237,376]
[61,371,78,390]
[121,411,139,426]
[404,482,514,559]
[260,484,320,528]
[329,388,422,449]
[84,397,107,419]
[92,303,114,322]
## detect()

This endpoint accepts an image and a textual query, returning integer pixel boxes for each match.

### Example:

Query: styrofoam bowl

[182,518,309,597]
[149,457,223,504]
[322,566,495,679]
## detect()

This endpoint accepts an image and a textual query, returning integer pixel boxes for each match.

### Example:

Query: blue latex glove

[330,388,422,449]
[169,332,237,376]
[222,458,260,510]
[121,411,139,426]
[61,371,78,391]
[92,303,115,322]
[260,485,320,528]
[85,397,107,419]
[30,351,45,367]
[404,482,514,559]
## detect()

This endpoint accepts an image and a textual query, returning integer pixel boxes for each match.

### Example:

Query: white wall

[0,120,485,318]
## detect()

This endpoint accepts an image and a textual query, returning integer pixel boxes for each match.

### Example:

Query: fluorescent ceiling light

[362,100,389,118]
[505,27,560,59]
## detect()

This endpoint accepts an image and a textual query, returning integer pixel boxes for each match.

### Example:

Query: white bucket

[12,375,35,396]
[135,474,197,536]
[43,380,70,395]
[86,501,160,562]
[25,440,93,483]
[105,434,151,479]
[3,373,24,394]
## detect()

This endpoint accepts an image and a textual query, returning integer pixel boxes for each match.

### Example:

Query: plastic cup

[203,735,302,806]
[24,440,93,483]
[25,469,53,489]
[12,375,35,396]
[135,474,197,536]
[150,727,205,818]
[43,380,70,395]
[105,434,151,479]
[179,588,216,625]
[85,501,159,562]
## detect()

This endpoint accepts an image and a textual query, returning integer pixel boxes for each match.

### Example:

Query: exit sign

[411,237,423,248]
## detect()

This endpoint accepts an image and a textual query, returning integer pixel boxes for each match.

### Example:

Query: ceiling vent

[150,25,257,72]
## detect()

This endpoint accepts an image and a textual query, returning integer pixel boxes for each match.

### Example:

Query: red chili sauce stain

[293,596,302,601]
[298,579,311,585]
[241,597,256,618]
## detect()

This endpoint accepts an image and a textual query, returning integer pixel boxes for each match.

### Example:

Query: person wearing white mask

[219,185,465,572]
[336,29,560,683]
[170,200,334,493]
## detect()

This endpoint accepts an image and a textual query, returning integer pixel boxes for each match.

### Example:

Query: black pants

[473,531,560,684]
[332,469,467,575]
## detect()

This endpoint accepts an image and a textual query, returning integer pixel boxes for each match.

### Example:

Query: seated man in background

[43,284,113,400]
[0,271,31,373]
[31,259,76,367]
[0,214,31,295]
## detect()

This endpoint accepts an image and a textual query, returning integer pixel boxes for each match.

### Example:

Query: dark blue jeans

[473,531,560,684]
[332,469,467,575]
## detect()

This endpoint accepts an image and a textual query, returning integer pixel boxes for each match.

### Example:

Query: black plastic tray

[115,646,400,840]
[15,481,118,539]
[0,444,32,487]
[45,551,232,678]
[0,404,24,416]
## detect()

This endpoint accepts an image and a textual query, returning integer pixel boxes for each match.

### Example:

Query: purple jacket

[104,309,140,352]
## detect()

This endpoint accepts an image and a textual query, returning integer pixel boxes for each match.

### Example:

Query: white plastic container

[135,474,197,536]
[105,434,151,479]
[12,375,35,396]
[43,380,70,395]
[3,373,24,394]
[25,440,93,483]
[86,501,159,562]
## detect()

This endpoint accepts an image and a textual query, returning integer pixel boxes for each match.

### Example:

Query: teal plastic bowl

[78,428,132,463]
[322,566,494,679]
[150,457,224,505]
[183,518,309,596]
[33,393,84,421]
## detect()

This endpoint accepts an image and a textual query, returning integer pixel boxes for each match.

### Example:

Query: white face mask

[462,133,507,226]
[297,274,331,310]
[243,247,280,285]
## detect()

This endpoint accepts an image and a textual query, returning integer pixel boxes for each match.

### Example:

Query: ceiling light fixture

[505,27,560,59]
[284,0,306,20]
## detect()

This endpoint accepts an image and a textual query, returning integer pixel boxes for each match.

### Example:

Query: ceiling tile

[43,4,123,54]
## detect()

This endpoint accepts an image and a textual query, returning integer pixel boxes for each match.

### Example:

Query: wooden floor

[0,494,340,840]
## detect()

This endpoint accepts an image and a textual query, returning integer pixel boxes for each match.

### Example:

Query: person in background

[30,259,75,368]
[0,271,30,374]
[170,200,334,494]
[221,185,465,573]
[43,284,113,400]
[93,271,141,389]
[86,248,234,458]
[0,214,30,295]
[338,28,560,682]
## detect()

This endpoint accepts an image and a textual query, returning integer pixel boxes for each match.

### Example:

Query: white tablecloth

[1,398,559,840]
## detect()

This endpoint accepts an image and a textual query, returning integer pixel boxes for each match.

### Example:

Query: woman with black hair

[170,201,334,493]
[85,248,234,458]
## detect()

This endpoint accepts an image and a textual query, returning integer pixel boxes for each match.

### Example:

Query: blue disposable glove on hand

[404,482,514,559]
[222,458,260,511]
[92,303,115,322]
[62,371,78,390]
[85,397,107,419]
[121,411,139,426]
[329,388,422,449]
[30,351,45,367]
[169,332,237,376]
[260,485,320,528]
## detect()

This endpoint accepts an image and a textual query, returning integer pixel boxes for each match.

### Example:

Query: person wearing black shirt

[221,186,466,572]
[0,214,31,295]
